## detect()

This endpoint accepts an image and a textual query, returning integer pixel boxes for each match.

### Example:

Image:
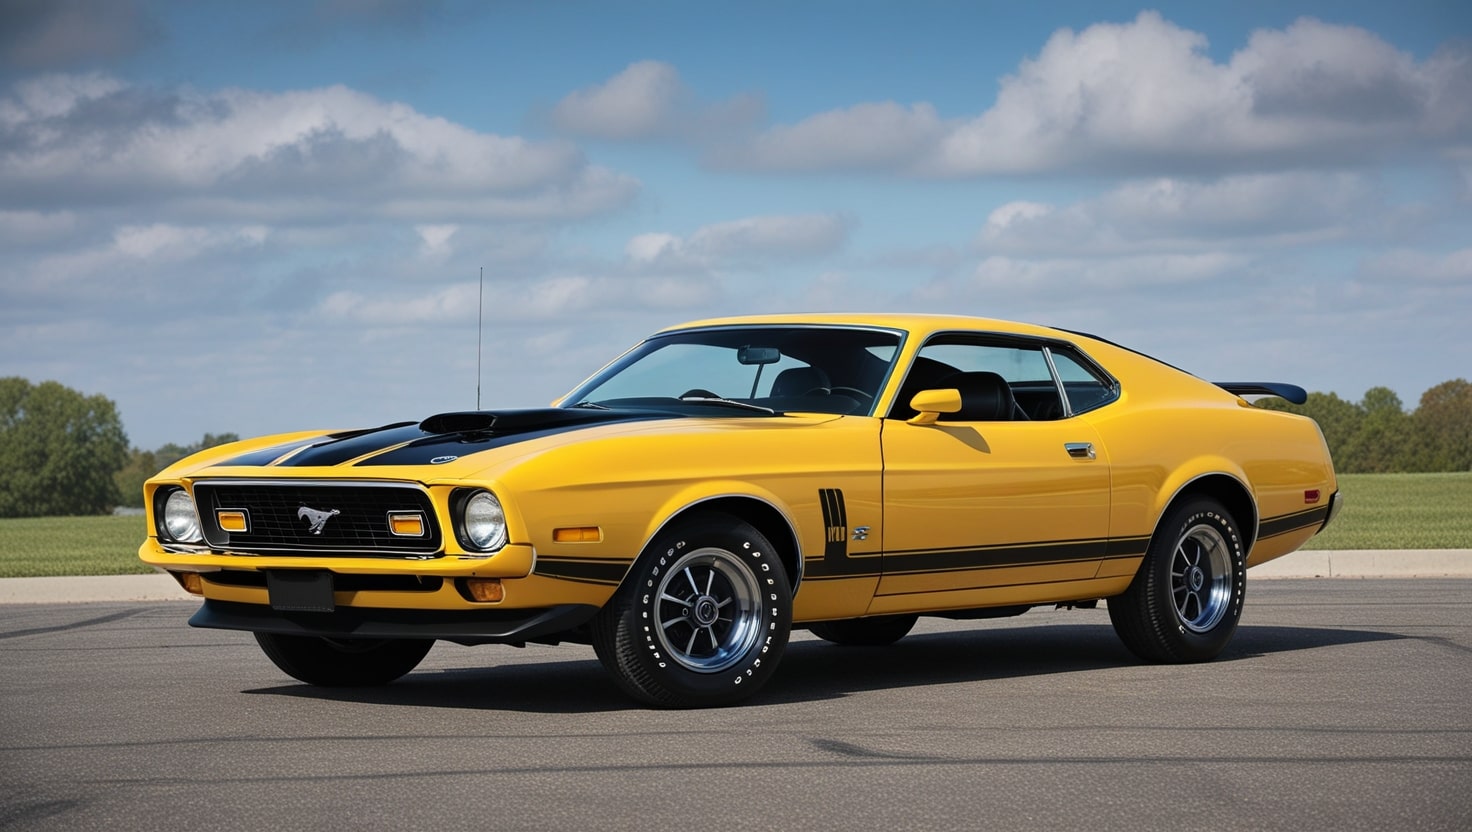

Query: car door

[876,336,1113,602]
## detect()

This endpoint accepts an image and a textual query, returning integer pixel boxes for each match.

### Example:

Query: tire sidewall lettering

[624,526,792,696]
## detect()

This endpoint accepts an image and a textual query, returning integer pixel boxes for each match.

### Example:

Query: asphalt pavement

[1,579,1467,830]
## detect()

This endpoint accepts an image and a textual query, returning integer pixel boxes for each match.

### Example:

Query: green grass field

[0,515,153,578]
[1300,472,1472,550]
[0,473,1466,578]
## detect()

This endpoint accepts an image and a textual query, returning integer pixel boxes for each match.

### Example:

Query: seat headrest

[939,371,1015,421]
[770,366,831,397]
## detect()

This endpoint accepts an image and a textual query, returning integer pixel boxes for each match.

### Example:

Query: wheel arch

[1155,472,1259,555]
[638,493,804,593]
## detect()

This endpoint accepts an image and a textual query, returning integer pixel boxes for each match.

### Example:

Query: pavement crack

[0,608,147,641]
[809,737,932,761]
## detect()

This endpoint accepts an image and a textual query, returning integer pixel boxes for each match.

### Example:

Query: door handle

[1065,442,1096,460]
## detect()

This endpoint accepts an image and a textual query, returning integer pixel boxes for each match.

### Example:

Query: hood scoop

[418,408,655,435]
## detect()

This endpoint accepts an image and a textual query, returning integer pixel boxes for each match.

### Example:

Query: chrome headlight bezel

[156,487,204,544]
[454,488,508,553]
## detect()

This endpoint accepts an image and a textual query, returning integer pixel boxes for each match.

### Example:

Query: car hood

[165,407,843,482]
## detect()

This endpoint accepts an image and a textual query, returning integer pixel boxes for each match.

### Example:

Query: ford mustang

[140,314,1341,707]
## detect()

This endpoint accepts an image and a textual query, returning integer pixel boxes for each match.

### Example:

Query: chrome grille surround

[191,480,442,557]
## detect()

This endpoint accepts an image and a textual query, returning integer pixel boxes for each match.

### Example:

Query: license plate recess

[266,570,336,612]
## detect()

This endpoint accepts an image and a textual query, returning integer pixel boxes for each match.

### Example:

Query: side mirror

[907,388,962,425]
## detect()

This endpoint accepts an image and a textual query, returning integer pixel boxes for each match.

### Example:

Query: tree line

[1,375,1467,518]
[1255,379,1472,474]
[1,378,236,518]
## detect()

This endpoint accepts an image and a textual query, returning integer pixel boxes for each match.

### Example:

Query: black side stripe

[1258,505,1331,539]
[884,539,1106,575]
[534,557,632,586]
[803,534,1147,582]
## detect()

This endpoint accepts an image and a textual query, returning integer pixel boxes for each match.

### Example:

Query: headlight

[160,488,203,544]
[458,489,508,552]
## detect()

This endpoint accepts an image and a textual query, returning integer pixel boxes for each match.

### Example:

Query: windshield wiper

[568,401,610,410]
[676,396,777,415]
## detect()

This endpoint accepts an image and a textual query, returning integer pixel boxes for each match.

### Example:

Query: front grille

[193,481,442,557]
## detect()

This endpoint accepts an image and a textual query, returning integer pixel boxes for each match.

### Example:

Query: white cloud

[1360,247,1472,284]
[0,209,77,245]
[961,251,1250,295]
[711,102,946,172]
[0,0,160,69]
[0,74,639,222]
[978,173,1373,255]
[550,60,762,141]
[320,272,722,326]
[111,223,269,261]
[687,214,849,258]
[625,232,681,263]
[551,60,685,139]
[625,214,850,271]
[723,13,1472,176]
[415,223,457,258]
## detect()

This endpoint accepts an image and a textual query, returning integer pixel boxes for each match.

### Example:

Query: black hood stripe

[356,411,680,467]
[217,421,419,468]
[220,438,326,468]
[221,409,680,468]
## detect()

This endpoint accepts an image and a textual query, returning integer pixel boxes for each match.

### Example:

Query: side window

[891,338,1066,421]
[1048,349,1117,415]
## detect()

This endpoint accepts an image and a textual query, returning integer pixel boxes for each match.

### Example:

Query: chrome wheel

[1108,499,1245,663]
[592,513,792,707]
[1170,524,1233,633]
[653,547,763,673]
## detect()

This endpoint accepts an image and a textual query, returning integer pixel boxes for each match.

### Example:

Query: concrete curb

[1248,549,1472,579]
[0,573,195,605]
[1,549,1469,604]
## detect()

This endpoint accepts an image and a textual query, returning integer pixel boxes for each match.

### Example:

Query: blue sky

[2,0,1469,449]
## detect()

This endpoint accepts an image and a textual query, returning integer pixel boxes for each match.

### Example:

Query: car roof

[658,313,1084,344]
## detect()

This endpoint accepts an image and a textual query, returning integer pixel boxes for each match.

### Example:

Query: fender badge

[430,455,459,464]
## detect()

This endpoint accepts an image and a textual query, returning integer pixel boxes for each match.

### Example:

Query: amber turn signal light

[552,526,602,543]
[217,510,248,532]
[176,572,204,595]
[464,578,503,602]
[388,512,426,537]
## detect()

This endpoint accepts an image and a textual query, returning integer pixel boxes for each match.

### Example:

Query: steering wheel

[829,386,874,404]
[679,389,720,399]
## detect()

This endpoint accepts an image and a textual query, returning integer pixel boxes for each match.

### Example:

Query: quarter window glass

[1049,350,1116,414]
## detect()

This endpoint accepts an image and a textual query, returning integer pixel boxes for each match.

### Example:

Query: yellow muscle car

[140,314,1340,707]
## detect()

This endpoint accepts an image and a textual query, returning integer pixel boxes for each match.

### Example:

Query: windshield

[563,325,904,417]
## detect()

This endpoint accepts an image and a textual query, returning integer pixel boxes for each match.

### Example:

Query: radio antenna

[476,265,484,410]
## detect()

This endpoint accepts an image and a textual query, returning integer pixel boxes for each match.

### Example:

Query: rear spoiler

[1215,382,1308,405]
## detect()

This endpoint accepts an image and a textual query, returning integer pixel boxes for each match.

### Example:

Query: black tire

[591,512,792,708]
[809,614,918,646]
[1108,498,1246,663]
[254,633,432,686]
